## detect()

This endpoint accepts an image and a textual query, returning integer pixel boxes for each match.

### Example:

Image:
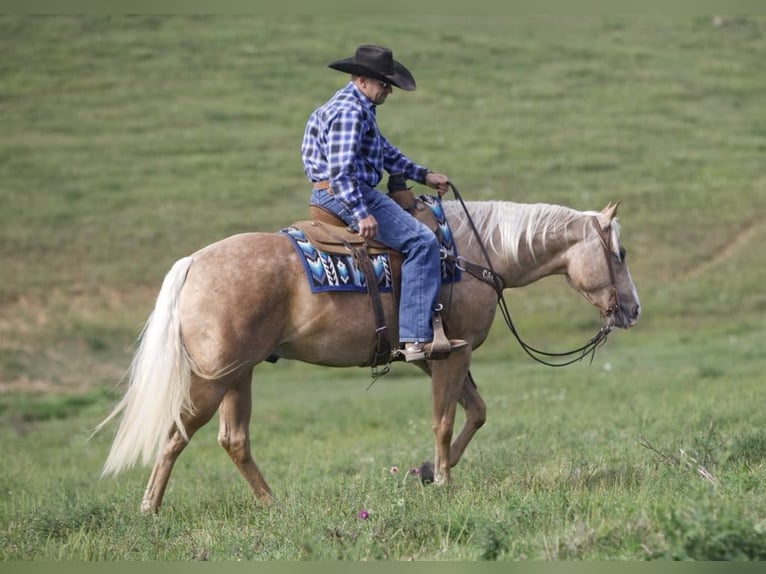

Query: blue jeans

[310,187,441,343]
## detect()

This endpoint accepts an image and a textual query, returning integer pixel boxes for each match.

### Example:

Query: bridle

[591,214,621,325]
[445,182,620,367]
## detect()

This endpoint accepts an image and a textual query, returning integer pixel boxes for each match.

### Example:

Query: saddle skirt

[290,220,391,256]
[281,222,396,294]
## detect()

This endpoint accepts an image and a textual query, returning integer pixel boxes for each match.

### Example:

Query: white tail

[96,256,195,476]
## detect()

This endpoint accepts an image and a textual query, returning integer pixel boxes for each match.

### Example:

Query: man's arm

[382,135,450,196]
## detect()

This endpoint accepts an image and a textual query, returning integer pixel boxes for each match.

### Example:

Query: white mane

[444,200,618,264]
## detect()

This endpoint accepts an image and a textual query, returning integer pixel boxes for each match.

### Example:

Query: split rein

[444,182,613,367]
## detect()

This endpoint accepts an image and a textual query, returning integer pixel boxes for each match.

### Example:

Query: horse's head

[565,202,640,330]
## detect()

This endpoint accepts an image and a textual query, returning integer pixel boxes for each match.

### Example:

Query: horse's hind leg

[141,375,227,513]
[416,373,486,485]
[449,371,486,468]
[217,372,273,505]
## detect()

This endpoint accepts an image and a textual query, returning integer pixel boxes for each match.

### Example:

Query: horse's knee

[432,419,455,441]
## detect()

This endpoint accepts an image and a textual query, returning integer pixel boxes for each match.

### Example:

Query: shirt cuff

[408,165,430,185]
[352,204,369,221]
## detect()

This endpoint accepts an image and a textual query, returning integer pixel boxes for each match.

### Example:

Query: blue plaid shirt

[302,82,430,221]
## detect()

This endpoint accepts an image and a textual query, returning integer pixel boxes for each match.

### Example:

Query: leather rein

[444,182,618,367]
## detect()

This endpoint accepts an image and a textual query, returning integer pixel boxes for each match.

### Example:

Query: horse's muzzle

[606,302,640,330]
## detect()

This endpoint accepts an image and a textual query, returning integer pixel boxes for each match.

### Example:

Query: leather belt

[312,180,331,191]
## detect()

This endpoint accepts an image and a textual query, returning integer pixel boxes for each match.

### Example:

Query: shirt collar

[346,81,377,115]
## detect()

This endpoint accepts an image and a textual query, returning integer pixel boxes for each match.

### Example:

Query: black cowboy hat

[328,44,416,91]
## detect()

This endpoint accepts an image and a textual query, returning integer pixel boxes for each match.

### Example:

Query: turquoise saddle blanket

[281,195,461,294]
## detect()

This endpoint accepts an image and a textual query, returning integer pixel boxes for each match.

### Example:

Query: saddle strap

[312,221,391,367]
[353,247,392,367]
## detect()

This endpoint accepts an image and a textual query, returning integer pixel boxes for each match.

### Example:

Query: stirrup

[393,339,468,363]
[393,308,467,362]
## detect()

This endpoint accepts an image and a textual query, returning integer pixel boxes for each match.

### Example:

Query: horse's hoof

[419,461,434,485]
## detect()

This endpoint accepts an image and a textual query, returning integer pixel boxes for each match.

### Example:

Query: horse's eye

[618,247,627,262]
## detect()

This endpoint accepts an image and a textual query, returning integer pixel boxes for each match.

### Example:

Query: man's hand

[357,214,378,239]
[425,172,450,196]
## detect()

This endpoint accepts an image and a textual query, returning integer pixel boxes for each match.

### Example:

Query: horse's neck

[515,215,592,287]
[448,201,591,288]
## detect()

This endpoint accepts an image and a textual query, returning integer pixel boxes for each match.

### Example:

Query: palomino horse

[98,199,640,513]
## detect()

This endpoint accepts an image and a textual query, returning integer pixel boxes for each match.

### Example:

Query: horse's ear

[601,201,621,221]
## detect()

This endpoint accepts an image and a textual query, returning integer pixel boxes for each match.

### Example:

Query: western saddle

[301,178,453,370]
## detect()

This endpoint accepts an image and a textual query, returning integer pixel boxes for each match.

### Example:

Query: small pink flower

[409,466,420,475]
[358,509,369,520]
[389,466,399,474]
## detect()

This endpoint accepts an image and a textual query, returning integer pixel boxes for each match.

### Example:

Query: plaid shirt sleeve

[381,134,430,185]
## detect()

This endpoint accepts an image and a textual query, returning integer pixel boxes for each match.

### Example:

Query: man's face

[357,76,392,105]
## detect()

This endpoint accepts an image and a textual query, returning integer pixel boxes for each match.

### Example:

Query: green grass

[2,333,766,560]
[1,14,766,560]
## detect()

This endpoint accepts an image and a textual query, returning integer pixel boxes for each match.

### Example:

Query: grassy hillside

[1,15,765,560]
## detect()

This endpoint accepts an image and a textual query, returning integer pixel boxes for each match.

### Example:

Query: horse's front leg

[429,347,471,485]
[449,370,486,468]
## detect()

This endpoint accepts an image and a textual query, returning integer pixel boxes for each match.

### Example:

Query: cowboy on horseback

[301,44,466,362]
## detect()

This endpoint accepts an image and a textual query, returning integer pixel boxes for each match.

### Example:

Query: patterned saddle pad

[281,195,461,294]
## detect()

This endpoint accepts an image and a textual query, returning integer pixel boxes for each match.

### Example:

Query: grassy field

[1,15,765,560]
